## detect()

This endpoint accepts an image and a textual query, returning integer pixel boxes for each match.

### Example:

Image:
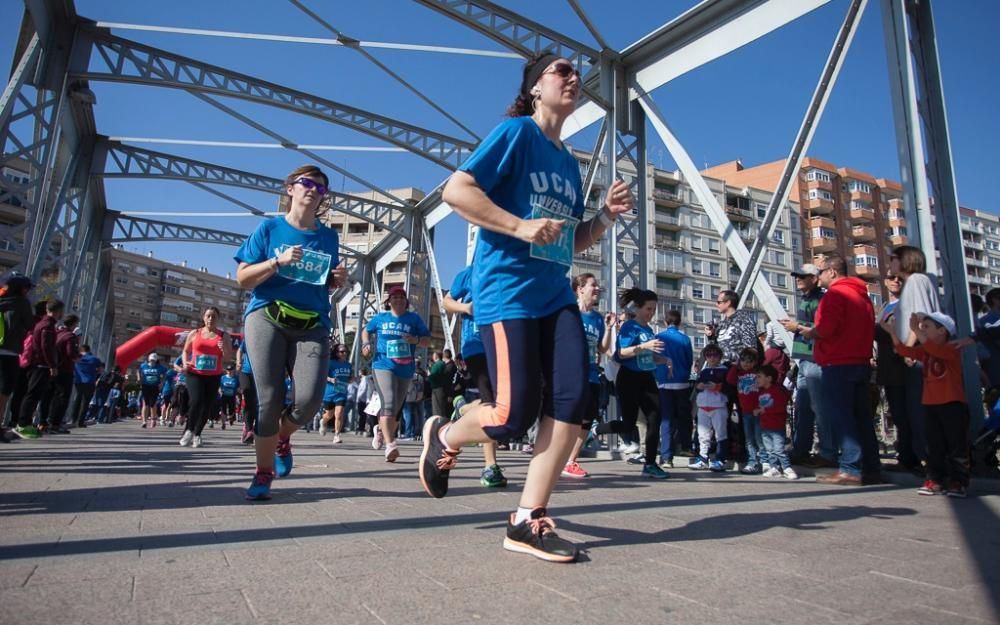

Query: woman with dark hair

[419,53,634,562]
[235,164,347,500]
[598,288,672,479]
[889,244,939,470]
[178,306,233,448]
[361,286,431,461]
[320,342,352,444]
[0,274,34,441]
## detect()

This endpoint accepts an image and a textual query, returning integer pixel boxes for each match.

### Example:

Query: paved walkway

[1,421,998,625]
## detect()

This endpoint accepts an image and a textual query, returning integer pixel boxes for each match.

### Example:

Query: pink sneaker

[561,462,589,479]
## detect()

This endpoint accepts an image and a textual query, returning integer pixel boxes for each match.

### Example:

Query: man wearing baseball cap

[779,264,835,467]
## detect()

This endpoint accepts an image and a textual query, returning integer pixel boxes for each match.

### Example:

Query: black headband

[522,53,561,96]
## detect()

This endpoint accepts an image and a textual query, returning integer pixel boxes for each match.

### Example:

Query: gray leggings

[244,307,329,438]
[372,369,412,418]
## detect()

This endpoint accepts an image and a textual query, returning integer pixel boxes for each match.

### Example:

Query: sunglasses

[543,62,580,80]
[336,350,348,354]
[294,177,328,196]
[886,275,901,281]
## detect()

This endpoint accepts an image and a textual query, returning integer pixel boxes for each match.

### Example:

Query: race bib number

[637,351,656,371]
[194,355,218,371]
[332,382,348,396]
[529,204,578,268]
[143,373,159,385]
[387,339,410,360]
[587,335,599,364]
[274,245,332,285]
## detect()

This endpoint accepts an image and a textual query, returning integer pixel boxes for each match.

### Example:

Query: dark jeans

[903,364,929,462]
[17,367,52,428]
[431,387,450,418]
[925,401,971,487]
[69,382,95,426]
[607,367,661,465]
[883,382,918,468]
[47,371,74,428]
[658,386,692,459]
[821,364,881,476]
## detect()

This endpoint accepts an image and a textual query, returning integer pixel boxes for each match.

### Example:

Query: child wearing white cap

[880,311,971,497]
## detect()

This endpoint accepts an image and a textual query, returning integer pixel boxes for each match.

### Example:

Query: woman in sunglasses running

[419,53,634,562]
[235,165,347,501]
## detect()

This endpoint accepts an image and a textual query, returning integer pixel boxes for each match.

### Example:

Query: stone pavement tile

[860,606,993,625]
[0,576,132,625]
[0,563,37,590]
[237,582,382,625]
[125,588,256,625]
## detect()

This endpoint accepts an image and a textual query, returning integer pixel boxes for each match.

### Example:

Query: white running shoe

[762,462,772,473]
[763,467,781,477]
[783,467,799,480]
[192,435,203,448]
[179,431,193,446]
[332,434,342,444]
[622,442,641,454]
[372,427,384,450]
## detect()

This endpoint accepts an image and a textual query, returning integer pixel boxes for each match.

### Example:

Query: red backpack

[19,332,33,368]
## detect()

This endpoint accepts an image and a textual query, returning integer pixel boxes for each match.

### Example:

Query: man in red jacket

[14,299,64,439]
[47,314,80,434]
[797,255,879,485]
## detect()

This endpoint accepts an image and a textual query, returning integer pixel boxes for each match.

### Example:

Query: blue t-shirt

[617,320,657,373]
[459,117,585,325]
[580,309,605,385]
[220,374,239,397]
[284,377,293,406]
[449,267,484,358]
[238,340,253,375]
[74,353,103,385]
[139,363,167,387]
[234,216,340,330]
[654,326,694,386]
[324,359,353,403]
[365,311,431,378]
[173,356,187,386]
[161,369,177,396]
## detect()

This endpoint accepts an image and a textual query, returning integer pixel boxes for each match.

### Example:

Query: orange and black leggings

[478,305,588,441]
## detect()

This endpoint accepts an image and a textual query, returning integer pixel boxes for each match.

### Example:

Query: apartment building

[702,158,907,308]
[108,247,250,362]
[960,207,1000,296]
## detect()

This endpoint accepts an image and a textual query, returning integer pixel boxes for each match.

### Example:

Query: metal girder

[635,88,793,347]
[609,126,649,291]
[737,0,867,299]
[0,34,40,131]
[75,27,476,170]
[96,140,409,232]
[414,0,599,67]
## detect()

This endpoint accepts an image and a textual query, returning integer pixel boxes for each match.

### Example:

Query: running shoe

[245,470,274,501]
[626,454,646,465]
[49,426,70,434]
[917,480,943,495]
[740,464,760,475]
[167,420,175,428]
[241,425,253,445]
[372,427,384,450]
[621,442,641,454]
[208,421,214,429]
[503,508,577,563]
[481,464,508,488]
[520,443,534,455]
[385,442,400,463]
[141,422,147,429]
[945,483,967,498]
[782,467,799,480]
[659,457,674,469]
[178,430,194,446]
[192,435,203,448]
[419,415,460,499]
[13,425,41,440]
[275,437,293,477]
[709,459,726,472]
[319,426,327,436]
[641,463,670,479]
[761,462,772,473]
[332,434,342,444]
[688,457,709,470]
[220,420,226,431]
[561,462,589,479]
[763,466,781,477]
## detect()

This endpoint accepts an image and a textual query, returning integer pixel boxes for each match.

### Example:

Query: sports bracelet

[598,210,615,227]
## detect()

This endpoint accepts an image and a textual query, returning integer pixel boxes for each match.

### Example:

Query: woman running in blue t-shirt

[235,165,347,501]
[418,53,634,563]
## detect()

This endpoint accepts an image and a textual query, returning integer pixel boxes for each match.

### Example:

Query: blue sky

[1,0,997,289]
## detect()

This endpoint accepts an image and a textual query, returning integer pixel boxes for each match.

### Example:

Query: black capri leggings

[240,372,258,433]
[185,373,221,436]
[607,366,661,464]
[478,305,588,441]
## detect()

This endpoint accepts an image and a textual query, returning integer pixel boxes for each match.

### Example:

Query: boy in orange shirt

[881,311,971,497]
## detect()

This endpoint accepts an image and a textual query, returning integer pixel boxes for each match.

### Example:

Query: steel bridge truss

[0,0,977,425]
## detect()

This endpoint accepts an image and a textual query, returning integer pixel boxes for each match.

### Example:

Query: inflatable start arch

[114,326,243,367]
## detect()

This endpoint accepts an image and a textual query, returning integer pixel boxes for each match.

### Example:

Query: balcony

[961,220,984,233]
[851,225,877,242]
[849,208,875,223]
[853,244,879,256]
[849,189,872,202]
[655,211,682,229]
[656,287,681,299]
[804,197,835,215]
[966,256,988,268]
[725,205,752,222]
[652,188,682,207]
[964,240,985,251]
[737,230,755,245]
[804,178,833,193]
[969,274,990,286]
[656,259,685,277]
[654,235,682,250]
[887,198,904,211]
[855,265,881,279]
[577,250,601,264]
[809,216,836,230]
[810,236,837,253]
[889,234,908,246]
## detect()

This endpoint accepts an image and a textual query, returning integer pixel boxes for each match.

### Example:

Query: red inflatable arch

[114,326,243,368]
